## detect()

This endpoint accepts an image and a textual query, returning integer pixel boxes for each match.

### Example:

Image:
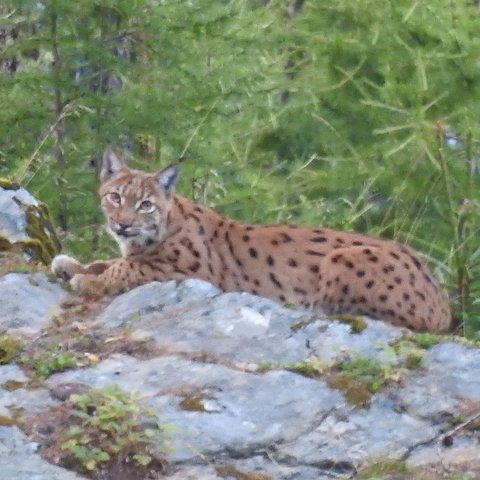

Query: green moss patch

[356,458,410,479]
[0,178,20,190]
[0,335,23,364]
[284,354,413,407]
[23,201,62,264]
[179,394,213,412]
[333,314,368,333]
[216,464,274,480]
[0,190,61,265]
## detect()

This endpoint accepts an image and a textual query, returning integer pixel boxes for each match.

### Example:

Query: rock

[47,353,347,463]
[0,180,61,264]
[166,462,333,480]
[99,279,221,328]
[116,289,312,364]
[385,343,480,419]
[0,426,87,480]
[101,280,403,365]
[305,318,404,362]
[0,363,26,385]
[0,363,56,422]
[408,438,480,474]
[0,273,67,334]
[275,401,436,466]
[1,273,479,479]
[164,465,220,480]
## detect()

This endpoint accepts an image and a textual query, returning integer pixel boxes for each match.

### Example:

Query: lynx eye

[138,200,155,212]
[108,192,121,204]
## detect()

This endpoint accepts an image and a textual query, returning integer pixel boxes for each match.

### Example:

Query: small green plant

[51,315,65,327]
[449,413,463,427]
[35,352,78,377]
[334,314,368,333]
[287,358,335,377]
[409,332,441,349]
[404,350,424,369]
[0,335,23,364]
[338,357,388,394]
[447,474,476,480]
[388,339,426,369]
[356,459,409,479]
[256,361,277,372]
[61,385,167,472]
[21,346,78,377]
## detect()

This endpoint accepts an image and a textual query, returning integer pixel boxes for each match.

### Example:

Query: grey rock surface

[385,342,480,419]
[0,185,39,242]
[0,273,479,479]
[47,354,346,462]
[0,363,56,417]
[99,279,221,328]
[0,426,87,480]
[101,280,404,365]
[276,401,435,465]
[0,273,66,334]
[0,184,60,263]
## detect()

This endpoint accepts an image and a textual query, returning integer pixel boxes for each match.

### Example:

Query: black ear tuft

[100,146,126,182]
[156,163,179,195]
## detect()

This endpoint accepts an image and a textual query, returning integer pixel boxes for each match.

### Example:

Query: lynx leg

[51,254,86,280]
[70,273,108,296]
[82,259,115,275]
[69,258,185,295]
[52,254,114,281]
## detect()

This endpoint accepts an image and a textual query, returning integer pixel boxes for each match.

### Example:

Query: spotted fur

[51,147,452,332]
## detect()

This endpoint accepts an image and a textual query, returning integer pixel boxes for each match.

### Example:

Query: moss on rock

[0,178,20,190]
[0,180,61,264]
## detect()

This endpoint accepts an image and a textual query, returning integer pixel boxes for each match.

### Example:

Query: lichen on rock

[0,178,61,264]
[0,178,21,190]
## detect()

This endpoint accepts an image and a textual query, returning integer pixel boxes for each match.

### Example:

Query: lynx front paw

[70,273,106,296]
[51,254,84,280]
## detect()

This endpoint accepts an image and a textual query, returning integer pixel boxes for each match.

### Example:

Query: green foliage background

[2,0,480,334]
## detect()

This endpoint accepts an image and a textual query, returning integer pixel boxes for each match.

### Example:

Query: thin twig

[16,105,72,184]
[179,99,219,159]
[439,409,480,443]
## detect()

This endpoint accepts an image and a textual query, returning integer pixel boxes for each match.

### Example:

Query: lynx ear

[156,163,179,195]
[100,146,127,182]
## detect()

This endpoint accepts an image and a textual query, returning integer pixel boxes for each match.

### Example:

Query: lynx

[52,147,451,332]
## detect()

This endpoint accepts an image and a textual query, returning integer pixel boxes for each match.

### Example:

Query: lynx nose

[116,222,132,235]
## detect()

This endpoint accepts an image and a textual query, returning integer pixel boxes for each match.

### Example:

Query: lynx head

[99,146,179,255]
